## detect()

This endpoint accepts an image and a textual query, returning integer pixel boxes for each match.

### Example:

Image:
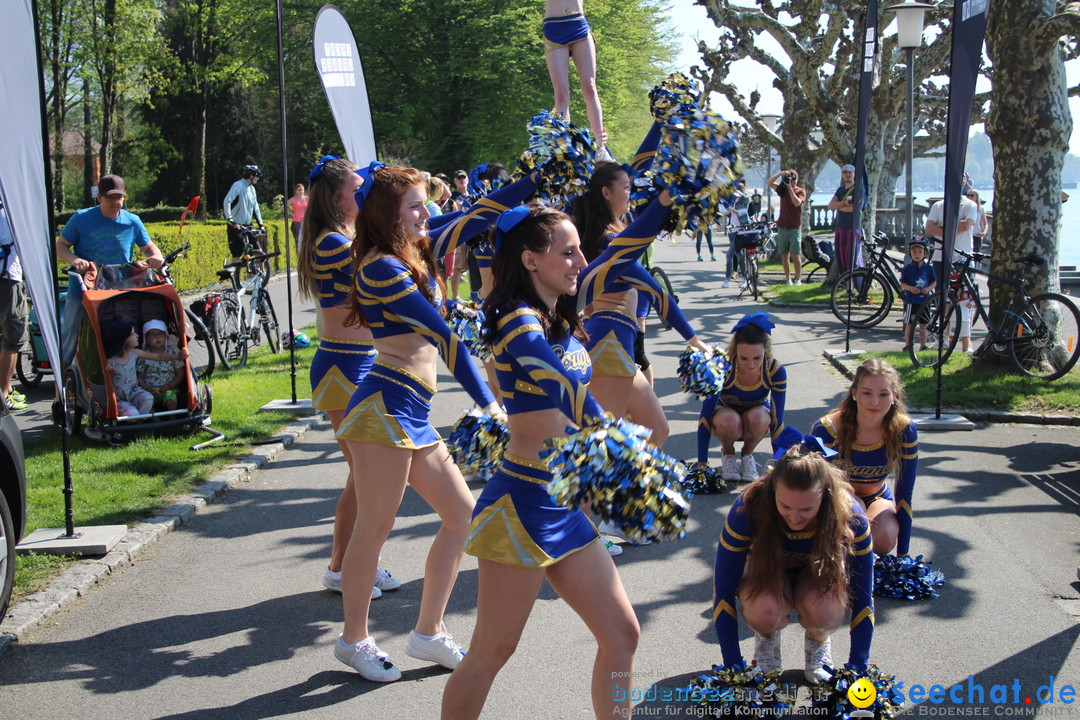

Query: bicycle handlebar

[223,251,280,270]
[163,242,191,265]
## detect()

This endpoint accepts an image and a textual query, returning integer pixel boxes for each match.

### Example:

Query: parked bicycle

[640,243,678,331]
[829,231,907,328]
[910,246,1080,380]
[730,220,775,301]
[200,231,281,370]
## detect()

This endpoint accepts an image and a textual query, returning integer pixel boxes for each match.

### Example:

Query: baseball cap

[454,170,467,179]
[97,174,127,197]
[841,164,856,173]
[142,319,168,336]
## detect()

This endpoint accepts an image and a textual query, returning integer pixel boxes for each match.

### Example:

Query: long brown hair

[482,203,584,343]
[297,158,359,301]
[740,445,855,600]
[347,166,445,327]
[833,358,910,476]
[572,161,628,261]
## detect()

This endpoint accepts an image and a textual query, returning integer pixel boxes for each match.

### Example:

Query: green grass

[854,349,1080,415]
[765,279,832,304]
[13,336,318,605]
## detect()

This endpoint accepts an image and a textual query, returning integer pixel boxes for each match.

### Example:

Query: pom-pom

[685,661,795,716]
[645,106,747,235]
[446,408,509,481]
[516,109,599,206]
[543,416,690,543]
[681,463,728,495]
[446,300,490,360]
[649,72,704,123]
[811,664,906,719]
[874,554,945,600]
[677,344,729,398]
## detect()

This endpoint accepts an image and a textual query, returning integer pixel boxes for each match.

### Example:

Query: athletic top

[713,493,875,670]
[810,415,919,556]
[311,231,352,308]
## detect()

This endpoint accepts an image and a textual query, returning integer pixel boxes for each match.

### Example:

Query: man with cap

[827,163,863,275]
[56,174,163,273]
[449,170,471,211]
[223,164,265,262]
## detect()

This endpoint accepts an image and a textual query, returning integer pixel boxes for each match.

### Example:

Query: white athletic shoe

[405,627,466,670]
[334,635,401,682]
[740,455,760,481]
[753,629,782,673]
[322,567,382,599]
[598,519,652,546]
[721,454,741,482]
[804,632,833,684]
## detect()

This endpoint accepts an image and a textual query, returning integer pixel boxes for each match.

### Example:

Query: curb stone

[0,414,324,653]
[822,348,1080,426]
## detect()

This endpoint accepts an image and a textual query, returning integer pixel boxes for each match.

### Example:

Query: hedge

[146,219,290,293]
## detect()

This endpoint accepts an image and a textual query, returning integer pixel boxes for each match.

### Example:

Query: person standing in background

[287,183,308,248]
[769,170,806,285]
[827,164,862,275]
[223,164,265,262]
[0,200,28,411]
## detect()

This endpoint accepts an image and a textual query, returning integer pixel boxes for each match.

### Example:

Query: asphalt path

[1,238,1078,719]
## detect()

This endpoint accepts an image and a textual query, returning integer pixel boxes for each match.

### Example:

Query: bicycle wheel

[214,296,248,370]
[259,292,281,353]
[747,253,760,300]
[15,350,43,388]
[910,300,961,369]
[648,266,676,331]
[830,270,893,328]
[1008,293,1080,380]
[183,308,216,381]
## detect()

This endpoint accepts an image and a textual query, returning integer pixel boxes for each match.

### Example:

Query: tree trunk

[985,0,1073,331]
[83,78,93,206]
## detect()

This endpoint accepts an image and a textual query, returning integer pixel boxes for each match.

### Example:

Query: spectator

[966,188,989,256]
[827,164,863,275]
[748,189,762,220]
[0,200,28,411]
[450,169,471,210]
[286,183,308,248]
[223,164,265,262]
[898,237,937,352]
[924,193,980,353]
[721,182,750,289]
[769,170,806,285]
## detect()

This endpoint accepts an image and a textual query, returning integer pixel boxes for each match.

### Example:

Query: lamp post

[888,2,932,245]
[760,113,781,219]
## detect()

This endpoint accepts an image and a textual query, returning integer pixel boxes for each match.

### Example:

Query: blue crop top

[311,231,353,308]
[811,415,919,556]
[713,492,875,671]
[354,253,494,408]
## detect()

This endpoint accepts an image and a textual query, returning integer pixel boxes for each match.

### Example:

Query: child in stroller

[102,320,188,417]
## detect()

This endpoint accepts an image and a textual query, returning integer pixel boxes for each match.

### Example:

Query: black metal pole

[275,0,297,403]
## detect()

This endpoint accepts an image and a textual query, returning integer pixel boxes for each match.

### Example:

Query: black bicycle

[829,231,906,328]
[909,246,1080,380]
[640,244,678,331]
[730,221,774,301]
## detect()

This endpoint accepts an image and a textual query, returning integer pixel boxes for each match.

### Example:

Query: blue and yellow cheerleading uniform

[466,196,672,568]
[713,493,875,671]
[696,358,788,464]
[308,230,376,411]
[810,415,919,556]
[543,12,591,53]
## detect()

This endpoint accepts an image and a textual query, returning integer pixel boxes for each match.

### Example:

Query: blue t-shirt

[60,207,151,264]
[900,261,936,305]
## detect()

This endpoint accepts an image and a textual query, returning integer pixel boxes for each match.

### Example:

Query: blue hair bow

[800,434,838,459]
[770,426,838,461]
[353,161,386,213]
[308,155,341,185]
[731,312,774,335]
[493,205,531,256]
[468,163,488,197]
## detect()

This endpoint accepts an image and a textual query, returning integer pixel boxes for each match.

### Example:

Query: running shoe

[804,632,833,684]
[753,629,782,673]
[721,454,741,482]
[334,635,401,682]
[322,567,382,599]
[740,455,760,481]
[405,627,465,669]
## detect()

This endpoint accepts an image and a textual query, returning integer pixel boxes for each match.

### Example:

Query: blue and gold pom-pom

[685,661,795,716]
[645,106,747,235]
[677,344,729,398]
[446,300,490,360]
[517,109,599,206]
[811,664,905,719]
[649,72,704,123]
[446,408,509,481]
[874,554,946,600]
[681,463,727,495]
[543,416,690,543]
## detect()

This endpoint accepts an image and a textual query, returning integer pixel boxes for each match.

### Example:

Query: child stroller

[61,249,221,446]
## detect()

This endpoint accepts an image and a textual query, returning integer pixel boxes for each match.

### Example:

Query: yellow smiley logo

[847,678,877,709]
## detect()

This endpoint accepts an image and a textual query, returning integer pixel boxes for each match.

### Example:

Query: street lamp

[888,1,933,245]
[760,113,781,219]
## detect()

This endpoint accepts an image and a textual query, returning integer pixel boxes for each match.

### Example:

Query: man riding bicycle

[224,164,265,262]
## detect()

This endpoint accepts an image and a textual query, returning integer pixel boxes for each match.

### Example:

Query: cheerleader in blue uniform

[810,358,918,556]
[441,193,674,720]
[544,0,607,154]
[713,441,875,684]
[697,313,787,483]
[332,165,524,683]
[296,156,400,600]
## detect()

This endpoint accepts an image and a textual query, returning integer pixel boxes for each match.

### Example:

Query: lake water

[801,191,1080,268]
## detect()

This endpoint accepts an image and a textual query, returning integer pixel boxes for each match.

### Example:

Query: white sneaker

[375,564,401,592]
[721,454,741,481]
[753,629,782,673]
[405,627,465,669]
[804,632,833,684]
[604,539,623,556]
[598,519,652,546]
[322,567,382,599]
[334,635,402,682]
[740,455,760,481]
[786,278,794,286]
[721,279,731,289]
[794,279,802,286]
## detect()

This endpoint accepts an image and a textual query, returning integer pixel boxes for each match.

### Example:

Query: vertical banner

[0,0,62,388]
[313,5,378,165]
